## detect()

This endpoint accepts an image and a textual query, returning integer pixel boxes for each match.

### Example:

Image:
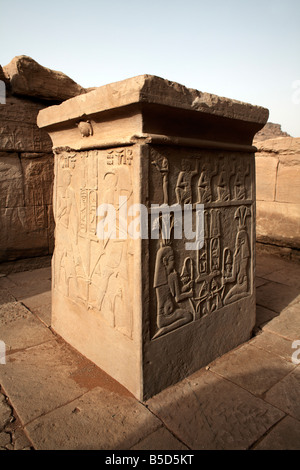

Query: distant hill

[254,122,291,142]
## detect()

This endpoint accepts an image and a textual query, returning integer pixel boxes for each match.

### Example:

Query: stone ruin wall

[254,134,300,261]
[0,56,87,262]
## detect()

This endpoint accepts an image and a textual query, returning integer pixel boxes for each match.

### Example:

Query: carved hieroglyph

[53,147,135,339]
[149,146,254,339]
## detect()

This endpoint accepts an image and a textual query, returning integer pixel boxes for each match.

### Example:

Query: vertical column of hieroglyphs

[150,147,253,339]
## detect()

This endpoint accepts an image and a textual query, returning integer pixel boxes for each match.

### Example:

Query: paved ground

[0,252,299,451]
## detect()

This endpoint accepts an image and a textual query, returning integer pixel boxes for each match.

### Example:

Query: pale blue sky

[1,0,300,136]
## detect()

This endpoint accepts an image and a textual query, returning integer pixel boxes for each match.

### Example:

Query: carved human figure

[151,157,169,204]
[56,169,80,295]
[232,159,250,200]
[196,160,217,203]
[223,248,233,278]
[210,277,223,311]
[210,237,220,272]
[153,246,193,338]
[216,157,234,202]
[175,159,198,205]
[223,229,250,304]
[197,164,212,203]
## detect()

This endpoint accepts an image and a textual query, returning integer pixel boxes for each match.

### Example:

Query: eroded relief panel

[53,146,135,339]
[149,146,254,340]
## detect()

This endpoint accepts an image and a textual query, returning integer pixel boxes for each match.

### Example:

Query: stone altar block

[37,75,269,400]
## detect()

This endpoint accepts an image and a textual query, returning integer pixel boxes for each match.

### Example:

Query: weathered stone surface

[37,74,268,150]
[276,154,300,204]
[0,151,54,262]
[256,281,300,314]
[255,305,279,328]
[255,252,292,277]
[256,201,300,248]
[38,75,268,399]
[0,152,24,208]
[0,296,53,352]
[255,137,300,250]
[25,387,160,450]
[0,431,11,448]
[265,366,300,420]
[3,56,86,101]
[0,206,50,261]
[146,369,284,450]
[0,395,12,432]
[20,154,54,206]
[209,343,295,396]
[250,331,297,363]
[260,262,300,289]
[255,155,278,201]
[0,341,90,424]
[130,427,188,450]
[254,416,300,450]
[255,136,300,155]
[4,267,52,328]
[262,302,300,339]
[254,122,291,142]
[0,94,52,153]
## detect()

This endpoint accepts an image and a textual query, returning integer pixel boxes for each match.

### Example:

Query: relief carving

[175,158,198,205]
[151,155,169,204]
[223,206,251,305]
[150,149,253,339]
[153,243,193,339]
[56,168,82,297]
[54,148,135,340]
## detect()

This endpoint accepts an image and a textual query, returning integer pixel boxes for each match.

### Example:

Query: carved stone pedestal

[37,75,268,400]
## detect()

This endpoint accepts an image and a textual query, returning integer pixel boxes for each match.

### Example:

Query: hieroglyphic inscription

[54,147,134,339]
[150,148,253,339]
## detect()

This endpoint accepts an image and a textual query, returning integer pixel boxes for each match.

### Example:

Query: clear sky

[1,0,300,136]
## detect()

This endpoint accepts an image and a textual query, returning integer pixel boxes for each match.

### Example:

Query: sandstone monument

[0,56,86,262]
[37,75,269,399]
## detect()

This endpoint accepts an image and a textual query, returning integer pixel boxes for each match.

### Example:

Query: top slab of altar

[37,75,269,151]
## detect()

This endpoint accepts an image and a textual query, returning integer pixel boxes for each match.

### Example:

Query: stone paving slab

[0,253,299,450]
[146,369,284,450]
[7,268,51,286]
[28,303,51,327]
[7,282,52,311]
[263,302,300,340]
[0,340,91,425]
[0,298,53,352]
[0,390,33,450]
[0,394,12,431]
[254,416,300,450]
[255,305,279,329]
[209,343,296,397]
[259,264,300,289]
[255,254,294,278]
[255,277,270,288]
[250,330,297,363]
[256,281,300,313]
[130,426,189,450]
[264,366,300,421]
[25,386,161,450]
